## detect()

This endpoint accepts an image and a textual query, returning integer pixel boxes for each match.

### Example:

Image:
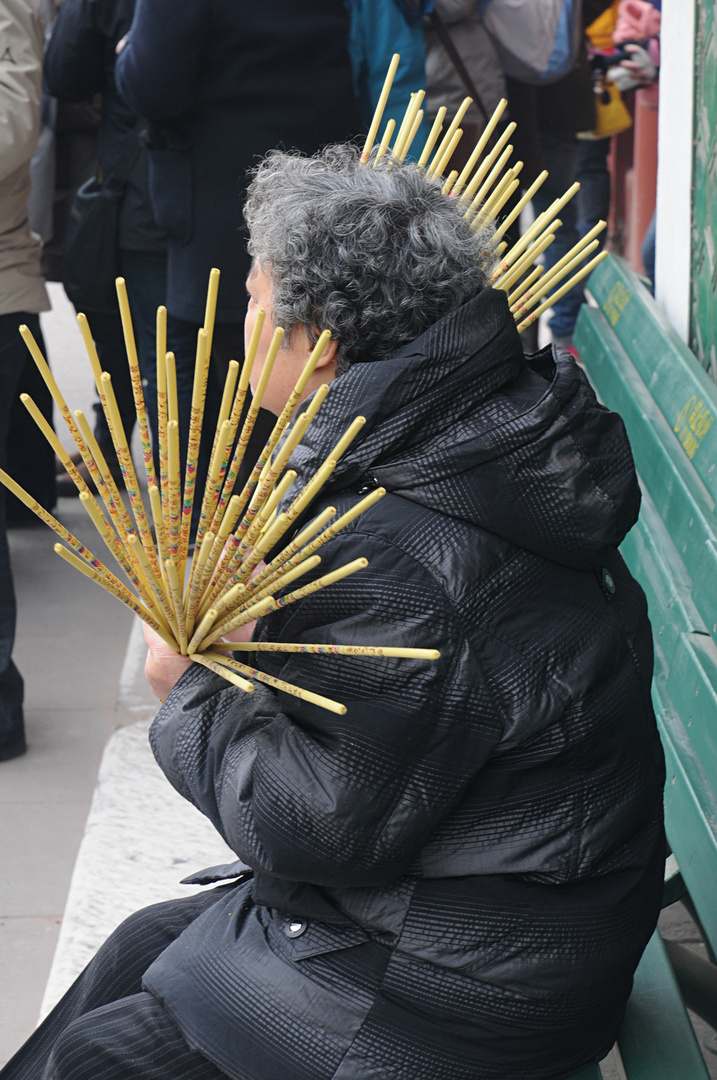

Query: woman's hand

[144,623,192,701]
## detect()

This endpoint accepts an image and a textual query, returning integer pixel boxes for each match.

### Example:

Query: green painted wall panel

[691,0,717,378]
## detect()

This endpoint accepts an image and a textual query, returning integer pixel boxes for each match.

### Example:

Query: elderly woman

[2,146,665,1080]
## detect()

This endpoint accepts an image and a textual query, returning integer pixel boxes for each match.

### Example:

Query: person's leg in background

[576,136,611,238]
[5,328,56,523]
[641,210,656,294]
[0,312,32,759]
[531,131,582,348]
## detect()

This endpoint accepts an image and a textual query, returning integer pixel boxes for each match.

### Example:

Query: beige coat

[0,0,49,316]
[424,0,506,131]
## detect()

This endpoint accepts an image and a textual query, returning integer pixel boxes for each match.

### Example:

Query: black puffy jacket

[146,288,666,1080]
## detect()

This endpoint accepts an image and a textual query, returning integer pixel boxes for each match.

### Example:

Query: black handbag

[62,143,140,313]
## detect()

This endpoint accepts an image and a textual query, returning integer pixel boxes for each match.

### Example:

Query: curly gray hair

[244,145,496,375]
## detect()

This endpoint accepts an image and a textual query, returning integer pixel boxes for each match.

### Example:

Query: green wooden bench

[560,253,717,1079]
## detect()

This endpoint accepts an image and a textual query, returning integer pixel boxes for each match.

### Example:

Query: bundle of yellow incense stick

[0,276,439,716]
[1,59,606,714]
[362,54,609,327]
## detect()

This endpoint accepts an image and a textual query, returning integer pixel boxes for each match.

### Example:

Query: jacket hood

[286,288,640,570]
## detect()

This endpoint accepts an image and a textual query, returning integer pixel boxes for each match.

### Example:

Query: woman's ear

[312,332,339,369]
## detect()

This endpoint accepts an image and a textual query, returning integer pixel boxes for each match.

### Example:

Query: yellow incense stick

[399,108,425,163]
[194,555,325,652]
[21,394,94,502]
[190,652,255,693]
[243,505,336,598]
[516,250,609,332]
[116,277,157,490]
[229,338,329,533]
[361,52,400,163]
[491,181,580,280]
[20,324,84,450]
[432,128,463,180]
[195,494,244,606]
[165,350,179,423]
[165,558,188,653]
[214,642,440,659]
[126,533,175,633]
[163,351,179,545]
[471,164,522,229]
[148,482,173,595]
[211,325,284,533]
[202,650,347,715]
[100,371,160,578]
[179,327,210,572]
[463,144,514,221]
[428,96,472,176]
[393,90,425,161]
[200,557,368,652]
[78,490,152,607]
[22,322,110,502]
[200,308,266,540]
[442,170,459,196]
[493,217,561,291]
[452,98,508,196]
[527,220,606,298]
[512,239,600,318]
[475,177,520,228]
[417,106,446,168]
[156,308,169,535]
[185,529,215,628]
[508,264,545,308]
[52,542,175,646]
[203,267,220,356]
[458,122,516,207]
[493,170,549,240]
[73,408,140,547]
[392,92,417,157]
[374,118,396,165]
[249,488,386,604]
[0,466,114,573]
[496,231,557,294]
[167,418,181,560]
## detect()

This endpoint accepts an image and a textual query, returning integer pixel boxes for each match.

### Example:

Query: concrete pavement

[0,284,233,1065]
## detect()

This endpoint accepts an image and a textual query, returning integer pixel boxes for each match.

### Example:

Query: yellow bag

[579,82,633,140]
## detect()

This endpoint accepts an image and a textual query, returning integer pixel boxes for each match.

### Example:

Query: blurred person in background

[115,0,362,509]
[4,0,56,524]
[44,0,167,488]
[348,0,432,156]
[423,0,505,174]
[504,0,615,352]
[0,0,51,760]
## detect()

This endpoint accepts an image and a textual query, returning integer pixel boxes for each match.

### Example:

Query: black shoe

[0,737,27,761]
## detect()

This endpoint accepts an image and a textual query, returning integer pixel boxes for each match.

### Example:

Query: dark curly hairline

[244,145,497,375]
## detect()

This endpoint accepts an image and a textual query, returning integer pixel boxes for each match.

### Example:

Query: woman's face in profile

[244,263,337,415]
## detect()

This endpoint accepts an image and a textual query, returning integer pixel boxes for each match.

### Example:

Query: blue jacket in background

[348,0,432,160]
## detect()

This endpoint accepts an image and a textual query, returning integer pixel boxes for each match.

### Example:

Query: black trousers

[1,885,234,1080]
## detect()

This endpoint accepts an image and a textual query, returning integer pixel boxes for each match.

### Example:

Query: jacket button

[356,476,379,495]
[601,568,616,594]
[285,919,308,938]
